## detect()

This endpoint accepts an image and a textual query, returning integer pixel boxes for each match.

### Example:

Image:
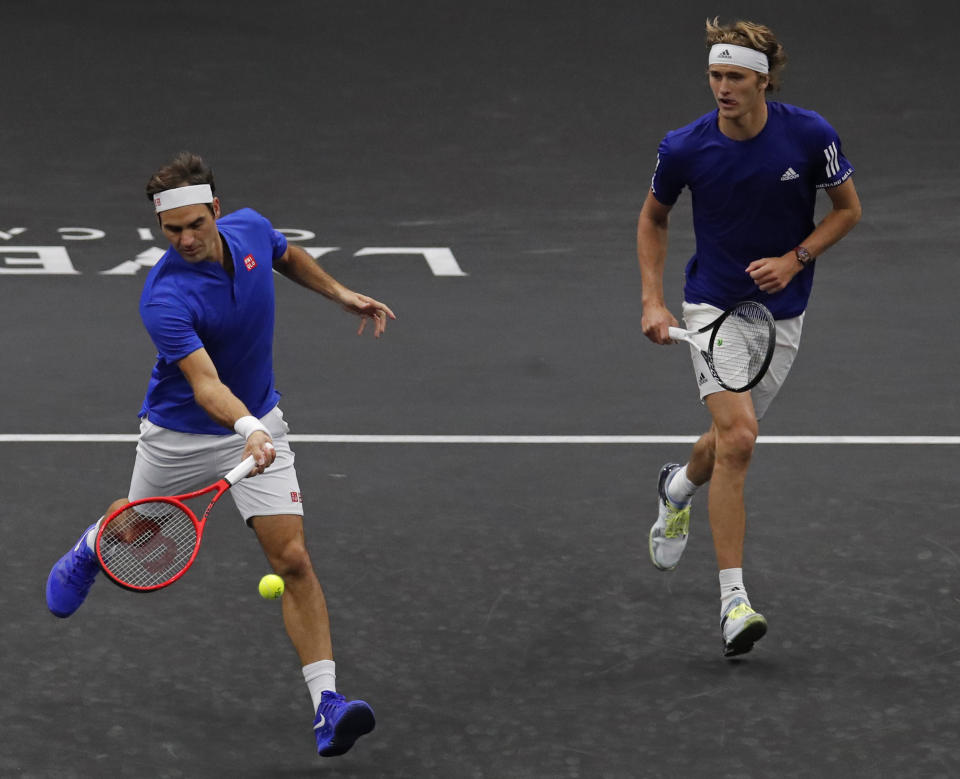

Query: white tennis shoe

[721,597,768,657]
[648,463,691,571]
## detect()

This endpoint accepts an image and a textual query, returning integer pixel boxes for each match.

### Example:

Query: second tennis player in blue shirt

[638,18,862,657]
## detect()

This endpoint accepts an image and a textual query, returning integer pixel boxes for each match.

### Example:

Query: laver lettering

[0,226,467,276]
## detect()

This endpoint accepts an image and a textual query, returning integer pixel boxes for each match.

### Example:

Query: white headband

[153,184,214,213]
[708,43,769,74]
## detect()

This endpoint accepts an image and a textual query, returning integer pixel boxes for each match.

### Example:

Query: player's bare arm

[747,178,862,293]
[637,190,678,344]
[273,245,397,337]
[177,347,276,471]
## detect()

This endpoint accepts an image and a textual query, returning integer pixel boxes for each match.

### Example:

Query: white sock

[84,517,104,553]
[719,568,749,616]
[302,660,336,711]
[666,465,698,506]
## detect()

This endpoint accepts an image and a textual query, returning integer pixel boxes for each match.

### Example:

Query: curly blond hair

[705,17,786,92]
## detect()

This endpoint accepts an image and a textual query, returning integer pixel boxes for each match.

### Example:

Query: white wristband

[234,415,269,440]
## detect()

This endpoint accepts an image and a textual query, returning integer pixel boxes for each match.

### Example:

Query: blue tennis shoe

[313,690,375,757]
[46,524,100,618]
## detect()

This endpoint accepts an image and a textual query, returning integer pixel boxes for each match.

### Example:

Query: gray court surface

[2,1,959,777]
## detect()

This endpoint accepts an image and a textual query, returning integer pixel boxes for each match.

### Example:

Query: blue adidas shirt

[138,208,288,434]
[651,101,854,318]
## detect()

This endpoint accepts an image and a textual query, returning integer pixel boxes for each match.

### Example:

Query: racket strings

[711,303,774,390]
[98,501,198,588]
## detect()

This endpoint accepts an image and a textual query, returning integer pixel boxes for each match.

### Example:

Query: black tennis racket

[95,455,257,592]
[668,301,776,392]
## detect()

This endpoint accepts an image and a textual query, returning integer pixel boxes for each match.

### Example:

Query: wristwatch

[794,245,814,268]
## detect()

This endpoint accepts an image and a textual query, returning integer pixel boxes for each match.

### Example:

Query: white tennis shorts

[129,405,304,524]
[682,302,804,420]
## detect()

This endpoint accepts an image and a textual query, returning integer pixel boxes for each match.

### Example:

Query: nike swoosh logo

[313,715,326,730]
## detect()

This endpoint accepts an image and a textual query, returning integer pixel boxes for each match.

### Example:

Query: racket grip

[225,455,258,485]
[667,327,687,340]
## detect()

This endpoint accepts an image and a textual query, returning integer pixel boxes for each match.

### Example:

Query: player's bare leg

[703,391,767,655]
[250,514,333,663]
[685,427,717,488]
[703,391,756,570]
[251,513,374,756]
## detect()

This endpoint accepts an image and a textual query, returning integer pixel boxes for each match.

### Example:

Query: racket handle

[225,455,258,485]
[667,326,702,348]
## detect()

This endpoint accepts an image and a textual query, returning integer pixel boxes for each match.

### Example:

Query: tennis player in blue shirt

[46,152,394,757]
[638,19,862,656]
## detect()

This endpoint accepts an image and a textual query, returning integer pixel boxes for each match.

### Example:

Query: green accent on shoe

[663,502,690,538]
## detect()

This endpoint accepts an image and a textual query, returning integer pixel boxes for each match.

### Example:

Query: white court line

[1,434,959,445]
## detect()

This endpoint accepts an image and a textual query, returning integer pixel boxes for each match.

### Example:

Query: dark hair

[145,152,216,206]
[705,17,786,92]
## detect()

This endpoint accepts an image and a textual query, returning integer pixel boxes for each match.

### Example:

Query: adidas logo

[717,48,732,59]
[698,371,708,386]
[780,167,800,181]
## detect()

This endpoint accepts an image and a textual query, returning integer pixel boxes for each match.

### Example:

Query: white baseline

[1,434,959,445]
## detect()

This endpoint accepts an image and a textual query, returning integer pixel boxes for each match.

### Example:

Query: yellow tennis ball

[258,574,285,599]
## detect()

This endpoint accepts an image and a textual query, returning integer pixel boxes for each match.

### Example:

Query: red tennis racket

[95,455,256,591]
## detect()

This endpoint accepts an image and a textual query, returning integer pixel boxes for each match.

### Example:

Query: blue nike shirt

[138,208,288,434]
[651,101,854,319]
